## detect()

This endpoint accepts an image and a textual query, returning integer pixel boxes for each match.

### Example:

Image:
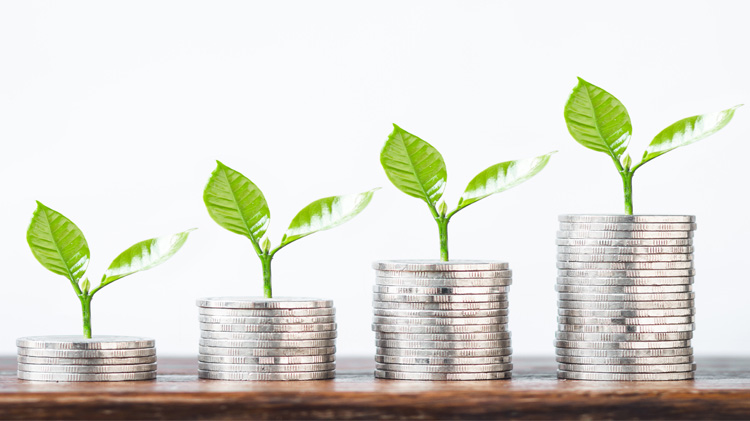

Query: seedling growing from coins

[203,161,378,298]
[26,202,194,338]
[564,77,741,215]
[380,124,556,261]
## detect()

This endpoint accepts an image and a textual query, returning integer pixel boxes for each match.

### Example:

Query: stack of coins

[372,260,513,381]
[555,215,697,381]
[16,335,157,382]
[196,297,336,381]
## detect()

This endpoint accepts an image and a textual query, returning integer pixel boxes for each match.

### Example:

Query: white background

[1,1,748,358]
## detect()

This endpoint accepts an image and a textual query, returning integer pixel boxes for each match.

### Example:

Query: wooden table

[1,356,749,420]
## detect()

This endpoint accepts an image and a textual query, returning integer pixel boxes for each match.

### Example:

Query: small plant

[203,161,377,298]
[564,77,741,214]
[380,124,555,261]
[27,202,193,338]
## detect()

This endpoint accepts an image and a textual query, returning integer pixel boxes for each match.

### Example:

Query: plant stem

[261,254,272,299]
[80,296,92,339]
[436,217,450,262]
[621,171,634,215]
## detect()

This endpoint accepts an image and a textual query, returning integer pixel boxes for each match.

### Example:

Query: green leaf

[280,189,378,247]
[640,105,742,165]
[27,202,89,283]
[564,77,632,161]
[101,229,194,287]
[203,161,270,244]
[456,152,556,211]
[380,124,447,207]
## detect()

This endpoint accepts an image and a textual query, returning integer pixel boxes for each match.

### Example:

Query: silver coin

[374,370,511,381]
[373,308,509,318]
[555,348,693,357]
[559,222,696,232]
[557,370,694,381]
[558,300,694,310]
[198,369,335,381]
[375,355,512,365]
[198,338,336,349]
[17,355,157,365]
[199,308,335,317]
[557,261,693,270]
[16,336,154,350]
[558,308,695,318]
[375,277,513,287]
[199,322,336,333]
[557,323,695,333]
[373,316,508,326]
[200,331,338,340]
[558,316,695,325]
[557,238,693,247]
[17,370,156,382]
[18,363,157,374]
[555,332,693,341]
[198,346,335,357]
[558,215,695,224]
[373,260,509,272]
[557,253,692,263]
[375,271,512,280]
[377,347,512,357]
[373,293,508,303]
[17,347,156,358]
[376,339,512,349]
[554,340,691,350]
[557,231,693,239]
[375,332,512,341]
[376,362,513,373]
[557,276,694,286]
[558,363,695,373]
[197,297,333,309]
[198,354,335,364]
[373,301,508,310]
[557,245,694,255]
[556,285,692,294]
[373,324,508,334]
[198,315,336,325]
[557,292,695,302]
[198,362,336,372]
[373,285,510,295]
[558,269,696,278]
[557,355,694,365]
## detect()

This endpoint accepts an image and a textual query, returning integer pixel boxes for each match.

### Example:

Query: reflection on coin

[556,355,694,365]
[557,276,694,286]
[557,292,695,302]
[557,370,694,381]
[17,355,157,365]
[557,253,692,263]
[375,362,513,373]
[375,355,512,365]
[17,363,156,373]
[377,347,512,357]
[373,301,508,310]
[557,246,694,255]
[17,348,156,358]
[198,346,335,357]
[557,231,693,239]
[558,362,696,373]
[559,222,696,231]
[198,354,335,364]
[554,340,691,349]
[557,300,694,310]
[375,277,512,287]
[198,370,335,381]
[373,285,510,295]
[198,315,336,325]
[373,316,508,326]
[558,308,695,318]
[198,362,335,372]
[373,308,509,318]
[373,324,508,334]
[373,293,508,303]
[558,215,695,224]
[16,336,154,350]
[17,371,156,382]
[200,331,337,340]
[557,323,694,333]
[374,370,511,381]
[376,339,512,349]
[558,316,695,325]
[375,332,511,341]
[373,260,509,272]
[198,338,336,349]
[555,284,692,294]
[555,347,693,357]
[198,308,335,317]
[197,297,333,309]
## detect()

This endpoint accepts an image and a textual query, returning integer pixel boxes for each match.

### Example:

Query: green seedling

[564,77,741,214]
[203,161,378,298]
[380,124,555,261]
[27,202,193,338]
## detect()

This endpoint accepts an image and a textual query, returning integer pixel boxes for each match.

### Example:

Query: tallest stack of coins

[555,215,696,381]
[372,260,513,381]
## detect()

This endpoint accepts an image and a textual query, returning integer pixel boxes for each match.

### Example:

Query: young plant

[380,124,556,261]
[26,202,194,338]
[564,77,742,214]
[203,161,378,299]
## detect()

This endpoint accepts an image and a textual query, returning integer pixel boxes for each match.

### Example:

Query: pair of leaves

[565,77,741,169]
[203,161,377,252]
[380,124,555,215]
[27,202,193,292]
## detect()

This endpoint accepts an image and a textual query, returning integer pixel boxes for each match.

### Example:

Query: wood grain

[1,356,749,420]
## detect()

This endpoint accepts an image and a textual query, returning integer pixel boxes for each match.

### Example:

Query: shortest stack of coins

[17,335,156,382]
[556,214,696,381]
[197,297,337,381]
[372,260,513,381]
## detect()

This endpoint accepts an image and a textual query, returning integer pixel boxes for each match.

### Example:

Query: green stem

[436,217,449,262]
[261,255,272,299]
[621,171,634,215]
[80,296,92,339]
